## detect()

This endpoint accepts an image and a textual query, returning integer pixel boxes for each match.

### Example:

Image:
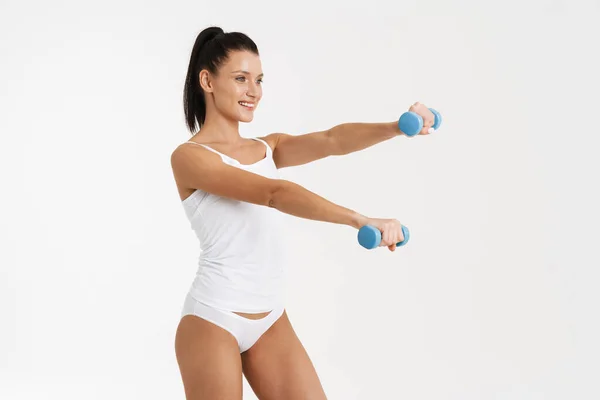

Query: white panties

[180,292,285,353]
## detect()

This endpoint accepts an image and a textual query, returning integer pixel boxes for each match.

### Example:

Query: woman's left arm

[327,121,401,156]
[263,102,435,169]
[262,121,400,169]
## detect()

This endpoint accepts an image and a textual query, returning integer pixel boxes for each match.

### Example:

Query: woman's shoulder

[255,133,284,152]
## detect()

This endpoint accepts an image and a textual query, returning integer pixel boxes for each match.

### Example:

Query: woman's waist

[197,256,284,277]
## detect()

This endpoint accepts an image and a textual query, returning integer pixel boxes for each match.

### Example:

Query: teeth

[239,102,254,108]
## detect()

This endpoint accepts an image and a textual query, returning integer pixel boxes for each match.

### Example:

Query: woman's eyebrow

[231,70,264,77]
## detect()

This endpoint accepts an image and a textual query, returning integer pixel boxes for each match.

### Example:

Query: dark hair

[183,26,259,134]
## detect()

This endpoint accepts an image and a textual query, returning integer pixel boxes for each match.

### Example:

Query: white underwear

[180,292,285,353]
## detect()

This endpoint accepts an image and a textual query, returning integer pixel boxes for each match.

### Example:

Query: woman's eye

[236,76,263,84]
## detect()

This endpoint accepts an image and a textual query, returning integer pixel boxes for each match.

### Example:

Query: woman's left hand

[409,102,436,135]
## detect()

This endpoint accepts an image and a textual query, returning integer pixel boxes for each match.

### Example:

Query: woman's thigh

[241,310,327,400]
[175,314,243,400]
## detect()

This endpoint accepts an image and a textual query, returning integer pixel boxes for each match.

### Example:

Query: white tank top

[181,138,287,312]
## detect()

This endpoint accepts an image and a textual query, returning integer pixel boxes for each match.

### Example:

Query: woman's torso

[175,136,287,316]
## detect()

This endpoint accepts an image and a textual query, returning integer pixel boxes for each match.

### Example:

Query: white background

[2,1,599,399]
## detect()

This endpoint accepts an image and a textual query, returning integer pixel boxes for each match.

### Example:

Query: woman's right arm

[171,145,369,229]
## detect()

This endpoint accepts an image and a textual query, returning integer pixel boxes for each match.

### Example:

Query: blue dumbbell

[398,108,442,137]
[357,224,410,250]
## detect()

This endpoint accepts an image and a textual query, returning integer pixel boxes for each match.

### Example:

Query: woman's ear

[199,70,214,93]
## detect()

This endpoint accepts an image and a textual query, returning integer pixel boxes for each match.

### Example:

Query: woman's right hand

[362,218,405,252]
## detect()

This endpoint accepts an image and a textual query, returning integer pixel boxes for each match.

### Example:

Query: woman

[170,26,435,400]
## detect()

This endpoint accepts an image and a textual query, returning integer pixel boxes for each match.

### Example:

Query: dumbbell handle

[357,225,410,249]
[399,108,442,137]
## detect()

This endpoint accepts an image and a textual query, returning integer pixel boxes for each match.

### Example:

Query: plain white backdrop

[2,0,599,399]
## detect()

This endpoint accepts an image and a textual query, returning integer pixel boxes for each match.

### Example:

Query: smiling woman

[170,25,432,400]
[172,26,333,400]
[182,31,265,133]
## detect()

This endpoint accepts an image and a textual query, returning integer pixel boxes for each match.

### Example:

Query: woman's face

[200,50,263,123]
